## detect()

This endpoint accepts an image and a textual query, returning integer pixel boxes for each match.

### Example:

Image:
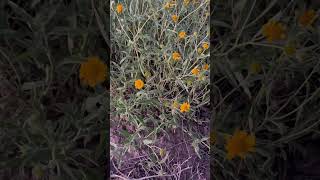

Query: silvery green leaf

[143,139,153,145]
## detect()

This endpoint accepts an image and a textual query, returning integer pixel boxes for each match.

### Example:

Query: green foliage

[0,0,108,179]
[110,0,210,178]
[212,0,320,179]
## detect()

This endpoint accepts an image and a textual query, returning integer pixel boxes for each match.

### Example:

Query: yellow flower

[203,64,209,70]
[164,2,176,9]
[164,2,170,9]
[180,102,190,113]
[178,31,186,39]
[284,45,296,56]
[183,0,190,6]
[79,56,107,87]
[134,79,144,90]
[172,52,181,61]
[299,9,317,27]
[172,100,180,108]
[202,42,209,50]
[191,67,200,75]
[197,47,203,54]
[172,15,179,23]
[262,20,286,42]
[116,3,123,14]
[249,62,262,74]
[225,129,256,160]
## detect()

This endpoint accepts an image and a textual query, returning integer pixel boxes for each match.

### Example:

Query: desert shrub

[212,0,320,179]
[0,0,107,179]
[110,0,210,179]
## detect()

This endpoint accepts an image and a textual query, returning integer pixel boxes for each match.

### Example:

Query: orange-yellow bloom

[203,64,209,71]
[116,3,123,14]
[172,52,181,61]
[178,31,186,39]
[79,56,107,87]
[202,42,209,50]
[134,79,144,90]
[299,9,317,27]
[191,67,200,75]
[180,102,190,113]
[172,15,179,23]
[225,129,256,160]
[197,47,203,54]
[262,20,286,42]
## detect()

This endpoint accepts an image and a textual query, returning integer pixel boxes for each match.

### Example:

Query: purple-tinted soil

[110,116,210,179]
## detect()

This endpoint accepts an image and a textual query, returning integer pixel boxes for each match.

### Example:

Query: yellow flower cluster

[191,63,209,76]
[110,2,209,120]
[261,10,317,42]
[197,42,209,54]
